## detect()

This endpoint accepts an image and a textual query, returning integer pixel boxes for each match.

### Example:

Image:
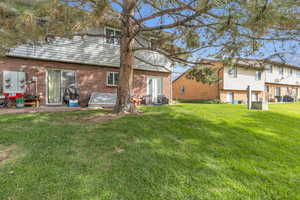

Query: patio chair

[0,96,10,108]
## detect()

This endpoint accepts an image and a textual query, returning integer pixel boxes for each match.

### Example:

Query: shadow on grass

[0,105,300,200]
[70,105,300,199]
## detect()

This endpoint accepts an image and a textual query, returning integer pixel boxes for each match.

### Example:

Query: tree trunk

[114,0,137,114]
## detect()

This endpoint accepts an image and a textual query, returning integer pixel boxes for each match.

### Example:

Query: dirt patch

[0,144,17,165]
[81,111,143,123]
[82,113,119,123]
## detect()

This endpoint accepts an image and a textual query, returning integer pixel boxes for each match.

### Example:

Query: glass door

[147,76,163,103]
[226,92,234,103]
[62,70,76,95]
[47,69,76,105]
[47,69,62,104]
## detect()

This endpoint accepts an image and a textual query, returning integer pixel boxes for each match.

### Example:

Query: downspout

[170,63,174,104]
[217,67,222,100]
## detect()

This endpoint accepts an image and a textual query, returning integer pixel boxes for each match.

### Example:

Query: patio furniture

[157,95,169,105]
[283,95,294,102]
[132,97,142,106]
[63,85,80,106]
[0,96,10,108]
[141,95,152,105]
[24,97,40,107]
[275,96,282,102]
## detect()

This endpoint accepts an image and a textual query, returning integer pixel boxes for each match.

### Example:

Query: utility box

[251,101,269,111]
[3,71,26,94]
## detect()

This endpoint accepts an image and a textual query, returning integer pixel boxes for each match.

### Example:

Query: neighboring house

[173,59,300,103]
[0,27,172,106]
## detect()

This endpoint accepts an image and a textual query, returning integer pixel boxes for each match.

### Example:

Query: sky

[68,1,300,77]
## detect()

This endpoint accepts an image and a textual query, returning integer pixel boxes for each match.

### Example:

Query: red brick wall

[172,61,223,100]
[220,90,264,104]
[265,83,300,102]
[0,57,171,105]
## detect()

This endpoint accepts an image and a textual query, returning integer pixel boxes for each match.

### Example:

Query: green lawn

[1,103,300,200]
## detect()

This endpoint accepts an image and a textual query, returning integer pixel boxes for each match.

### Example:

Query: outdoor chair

[0,96,10,108]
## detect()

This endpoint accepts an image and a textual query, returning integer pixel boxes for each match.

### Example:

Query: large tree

[1,0,299,113]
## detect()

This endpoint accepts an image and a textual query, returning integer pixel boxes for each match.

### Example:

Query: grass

[0,103,300,200]
[173,98,222,104]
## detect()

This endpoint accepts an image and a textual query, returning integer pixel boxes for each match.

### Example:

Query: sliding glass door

[47,70,62,104]
[47,69,76,105]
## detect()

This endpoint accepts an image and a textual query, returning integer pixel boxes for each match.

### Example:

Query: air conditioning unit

[274,78,280,83]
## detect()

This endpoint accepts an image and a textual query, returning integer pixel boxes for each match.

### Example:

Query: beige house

[173,59,300,103]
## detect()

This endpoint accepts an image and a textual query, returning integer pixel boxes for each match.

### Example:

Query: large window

[255,71,262,81]
[105,27,121,45]
[107,72,119,86]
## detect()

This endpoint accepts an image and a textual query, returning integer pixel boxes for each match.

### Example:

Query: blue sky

[69,1,300,76]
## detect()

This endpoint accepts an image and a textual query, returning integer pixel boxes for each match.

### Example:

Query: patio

[0,106,95,115]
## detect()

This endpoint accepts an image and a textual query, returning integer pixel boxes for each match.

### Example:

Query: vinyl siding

[8,35,172,73]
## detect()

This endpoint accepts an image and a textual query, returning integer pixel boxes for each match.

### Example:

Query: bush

[175,99,222,104]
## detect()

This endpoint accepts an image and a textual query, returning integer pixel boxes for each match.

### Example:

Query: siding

[265,66,300,86]
[8,36,172,73]
[223,66,265,91]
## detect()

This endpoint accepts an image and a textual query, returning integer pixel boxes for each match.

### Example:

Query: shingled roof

[7,36,172,73]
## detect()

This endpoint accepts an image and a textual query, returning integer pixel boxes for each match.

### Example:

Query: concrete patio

[0,106,97,115]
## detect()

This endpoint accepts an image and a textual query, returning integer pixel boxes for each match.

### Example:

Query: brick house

[0,27,172,106]
[173,59,300,103]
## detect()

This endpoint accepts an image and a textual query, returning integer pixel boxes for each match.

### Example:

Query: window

[228,66,237,78]
[105,27,121,45]
[288,68,293,76]
[226,92,234,103]
[278,67,284,75]
[255,71,262,81]
[107,72,119,86]
[266,65,273,73]
[275,87,281,96]
[296,70,300,78]
[180,86,185,94]
[251,92,258,102]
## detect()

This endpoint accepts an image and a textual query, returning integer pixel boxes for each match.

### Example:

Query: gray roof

[8,36,172,73]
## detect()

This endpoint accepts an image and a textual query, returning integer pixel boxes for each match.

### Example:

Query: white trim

[104,27,121,46]
[147,76,164,103]
[106,72,119,87]
[45,68,77,105]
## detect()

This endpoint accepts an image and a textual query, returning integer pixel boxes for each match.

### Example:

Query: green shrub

[175,99,222,104]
